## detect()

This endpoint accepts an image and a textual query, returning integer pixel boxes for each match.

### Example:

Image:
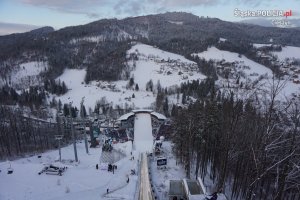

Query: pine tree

[80,104,87,118]
[157,80,162,93]
[171,104,178,117]
[62,81,67,94]
[163,97,169,117]
[71,107,77,118]
[63,104,69,117]
[182,92,186,104]
[58,100,62,112]
[129,77,134,87]
[135,84,139,91]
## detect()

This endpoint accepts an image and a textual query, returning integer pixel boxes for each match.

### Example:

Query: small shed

[169,180,187,200]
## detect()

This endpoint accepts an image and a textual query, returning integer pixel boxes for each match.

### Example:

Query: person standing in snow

[206,192,218,200]
[107,188,109,194]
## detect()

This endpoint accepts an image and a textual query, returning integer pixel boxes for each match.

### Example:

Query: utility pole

[69,102,78,162]
[55,135,63,162]
[81,97,89,154]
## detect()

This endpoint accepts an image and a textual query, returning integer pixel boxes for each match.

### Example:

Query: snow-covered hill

[272,46,300,61]
[54,43,206,110]
[193,46,300,98]
[194,46,272,79]
[128,43,205,89]
[0,61,47,90]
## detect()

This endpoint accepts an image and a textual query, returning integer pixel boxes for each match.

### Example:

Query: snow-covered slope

[128,43,205,90]
[272,46,300,61]
[1,61,47,89]
[55,68,155,110]
[193,46,300,98]
[194,46,272,78]
[54,43,205,110]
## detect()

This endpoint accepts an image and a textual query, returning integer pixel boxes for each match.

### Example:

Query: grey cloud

[234,0,273,7]
[0,22,41,36]
[113,0,219,17]
[20,0,108,18]
[114,0,147,16]
[18,0,278,19]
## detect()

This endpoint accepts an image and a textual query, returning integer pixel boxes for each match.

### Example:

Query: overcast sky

[0,0,299,35]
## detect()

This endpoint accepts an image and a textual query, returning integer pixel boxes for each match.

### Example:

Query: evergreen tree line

[186,55,218,80]
[0,106,57,159]
[0,85,46,109]
[180,78,216,101]
[44,78,68,95]
[0,106,73,159]
[171,83,300,199]
[84,41,132,83]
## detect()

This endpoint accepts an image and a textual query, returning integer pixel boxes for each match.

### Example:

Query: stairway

[100,149,126,164]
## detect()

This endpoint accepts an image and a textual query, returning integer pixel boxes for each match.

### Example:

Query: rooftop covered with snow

[117,109,166,121]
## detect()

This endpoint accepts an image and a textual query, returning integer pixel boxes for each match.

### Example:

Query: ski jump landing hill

[134,112,153,153]
[133,111,156,200]
[118,110,166,200]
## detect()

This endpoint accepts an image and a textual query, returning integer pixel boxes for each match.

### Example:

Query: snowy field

[0,141,139,200]
[0,133,225,200]
[54,68,155,110]
[272,46,300,61]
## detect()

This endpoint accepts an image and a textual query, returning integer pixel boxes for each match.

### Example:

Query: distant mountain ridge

[1,12,300,45]
[1,12,300,83]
